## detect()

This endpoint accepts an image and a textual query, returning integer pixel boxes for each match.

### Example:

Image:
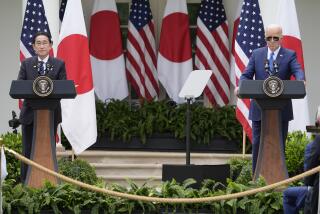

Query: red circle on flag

[159,13,192,62]
[282,35,305,71]
[58,34,93,95]
[89,11,123,60]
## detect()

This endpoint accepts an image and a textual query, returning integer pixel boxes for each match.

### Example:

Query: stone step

[92,163,162,177]
[57,150,248,165]
[57,151,251,186]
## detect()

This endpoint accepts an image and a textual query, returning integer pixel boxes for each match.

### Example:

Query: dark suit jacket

[18,56,67,125]
[240,47,305,121]
[303,135,320,213]
[304,135,320,185]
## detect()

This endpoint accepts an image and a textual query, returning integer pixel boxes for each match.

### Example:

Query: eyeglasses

[265,36,280,42]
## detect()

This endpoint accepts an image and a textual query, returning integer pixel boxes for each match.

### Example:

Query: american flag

[59,0,68,22]
[232,0,266,141]
[126,0,159,101]
[20,0,52,61]
[195,0,230,107]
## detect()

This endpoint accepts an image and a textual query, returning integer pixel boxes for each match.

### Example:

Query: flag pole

[71,149,75,161]
[242,129,246,158]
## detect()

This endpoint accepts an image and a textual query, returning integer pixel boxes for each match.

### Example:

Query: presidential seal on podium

[263,76,284,97]
[32,76,54,97]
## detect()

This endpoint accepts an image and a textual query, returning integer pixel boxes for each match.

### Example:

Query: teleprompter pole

[185,97,193,165]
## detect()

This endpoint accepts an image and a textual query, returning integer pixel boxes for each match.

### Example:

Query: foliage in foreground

[2,177,283,214]
[1,156,283,214]
[0,130,312,213]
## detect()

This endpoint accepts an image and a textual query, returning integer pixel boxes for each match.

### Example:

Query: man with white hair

[239,24,305,173]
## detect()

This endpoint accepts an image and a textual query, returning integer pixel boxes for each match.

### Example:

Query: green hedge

[95,100,243,144]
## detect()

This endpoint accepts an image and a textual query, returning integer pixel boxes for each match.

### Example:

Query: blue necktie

[269,52,274,73]
[39,61,45,75]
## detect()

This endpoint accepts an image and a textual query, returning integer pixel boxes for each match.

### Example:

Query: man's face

[32,35,52,59]
[265,27,282,52]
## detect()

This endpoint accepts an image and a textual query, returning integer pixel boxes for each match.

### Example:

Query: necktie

[39,61,45,75]
[269,52,274,73]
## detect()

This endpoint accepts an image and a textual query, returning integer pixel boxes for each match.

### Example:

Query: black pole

[186,97,192,165]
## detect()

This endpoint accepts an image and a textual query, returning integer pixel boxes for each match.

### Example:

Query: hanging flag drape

[276,0,310,132]
[229,0,243,89]
[126,0,159,101]
[232,0,266,142]
[89,0,128,101]
[195,0,230,107]
[157,0,192,103]
[57,0,97,154]
[1,147,8,182]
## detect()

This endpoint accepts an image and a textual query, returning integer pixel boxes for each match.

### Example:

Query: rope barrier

[4,147,320,204]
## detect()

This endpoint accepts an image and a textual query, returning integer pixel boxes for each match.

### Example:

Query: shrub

[229,157,252,184]
[285,131,310,177]
[0,132,22,182]
[58,158,98,185]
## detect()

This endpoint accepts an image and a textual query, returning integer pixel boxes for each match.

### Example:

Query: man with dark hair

[17,32,66,183]
[31,31,53,44]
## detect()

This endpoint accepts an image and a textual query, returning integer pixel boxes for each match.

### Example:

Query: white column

[22,0,27,17]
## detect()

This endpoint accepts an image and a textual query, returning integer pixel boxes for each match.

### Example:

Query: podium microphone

[264,60,271,74]
[273,61,279,74]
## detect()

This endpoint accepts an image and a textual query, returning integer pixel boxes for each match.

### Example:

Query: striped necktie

[38,61,45,75]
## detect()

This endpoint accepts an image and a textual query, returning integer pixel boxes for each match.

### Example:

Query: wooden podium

[238,80,305,184]
[9,80,76,188]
